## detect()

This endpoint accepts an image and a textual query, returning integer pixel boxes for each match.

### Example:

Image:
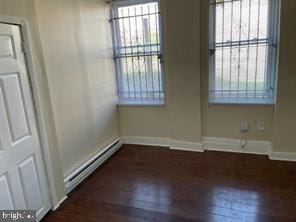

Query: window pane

[116,55,163,100]
[215,0,269,43]
[214,43,269,99]
[112,1,163,104]
[210,0,279,104]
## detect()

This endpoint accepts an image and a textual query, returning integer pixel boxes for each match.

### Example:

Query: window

[209,0,280,104]
[110,0,164,105]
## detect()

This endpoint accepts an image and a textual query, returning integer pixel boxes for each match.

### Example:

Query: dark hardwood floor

[43,144,296,222]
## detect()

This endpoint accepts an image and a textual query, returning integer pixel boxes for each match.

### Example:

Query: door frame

[0,15,61,210]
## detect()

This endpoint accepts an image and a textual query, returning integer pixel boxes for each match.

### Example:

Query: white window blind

[209,0,280,104]
[110,0,164,105]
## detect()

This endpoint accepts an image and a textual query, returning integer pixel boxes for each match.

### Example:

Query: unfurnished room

[0,0,296,221]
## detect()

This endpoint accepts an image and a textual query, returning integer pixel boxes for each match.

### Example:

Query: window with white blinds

[209,0,280,104]
[110,0,164,105]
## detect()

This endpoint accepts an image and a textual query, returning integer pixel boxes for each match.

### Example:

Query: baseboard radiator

[64,138,122,193]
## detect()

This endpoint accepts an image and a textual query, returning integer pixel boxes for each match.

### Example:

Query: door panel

[17,156,43,211]
[0,35,14,58]
[0,23,51,220]
[0,73,30,142]
[0,174,14,210]
[0,88,10,151]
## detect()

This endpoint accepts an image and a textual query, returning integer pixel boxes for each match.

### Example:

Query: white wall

[0,0,120,204]
[119,0,203,144]
[0,0,66,205]
[273,0,296,153]
[200,0,274,141]
[118,0,274,143]
[35,0,120,177]
[119,0,296,155]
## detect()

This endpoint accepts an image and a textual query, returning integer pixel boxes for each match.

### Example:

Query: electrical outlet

[240,122,249,132]
[257,121,265,131]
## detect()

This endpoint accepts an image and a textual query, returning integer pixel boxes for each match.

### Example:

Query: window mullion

[208,2,216,101]
[221,2,225,99]
[254,0,261,99]
[139,5,149,100]
[120,9,131,100]
[237,0,242,99]
[246,0,253,99]
[127,7,137,99]
[134,7,143,100]
[155,3,161,99]
[147,4,155,100]
[113,8,125,100]
[229,0,233,98]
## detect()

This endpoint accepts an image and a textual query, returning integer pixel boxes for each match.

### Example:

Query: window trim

[110,0,165,106]
[208,0,281,105]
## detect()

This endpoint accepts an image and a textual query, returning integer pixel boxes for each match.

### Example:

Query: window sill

[208,98,276,105]
[117,100,165,106]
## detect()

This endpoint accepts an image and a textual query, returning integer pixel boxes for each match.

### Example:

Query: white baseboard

[269,152,296,162]
[203,137,272,155]
[170,140,204,152]
[52,196,68,211]
[122,136,296,162]
[122,136,204,152]
[121,136,169,147]
[64,138,121,193]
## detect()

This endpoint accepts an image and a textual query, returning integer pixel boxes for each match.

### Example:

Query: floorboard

[42,144,296,222]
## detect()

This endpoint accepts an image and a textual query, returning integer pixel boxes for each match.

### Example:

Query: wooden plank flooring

[42,144,296,222]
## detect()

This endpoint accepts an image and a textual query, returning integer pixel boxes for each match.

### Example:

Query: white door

[0,23,51,220]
